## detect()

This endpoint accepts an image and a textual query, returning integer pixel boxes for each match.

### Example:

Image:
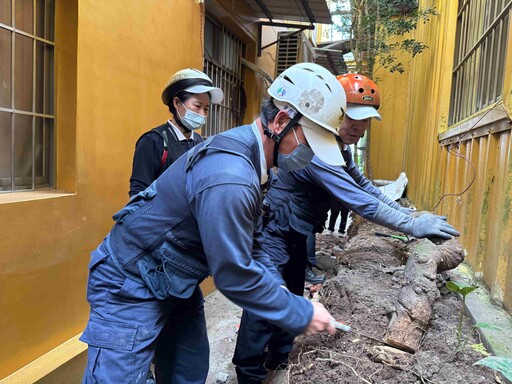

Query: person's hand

[304,302,336,336]
[411,214,460,239]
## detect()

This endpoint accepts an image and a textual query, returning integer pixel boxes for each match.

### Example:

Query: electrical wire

[432,144,476,212]
[431,101,503,212]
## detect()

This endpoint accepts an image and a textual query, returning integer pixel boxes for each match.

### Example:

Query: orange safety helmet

[337,74,380,108]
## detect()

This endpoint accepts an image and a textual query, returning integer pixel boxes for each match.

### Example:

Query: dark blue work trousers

[233,225,307,383]
[80,248,209,384]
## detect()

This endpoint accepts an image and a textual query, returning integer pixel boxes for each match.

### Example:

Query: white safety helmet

[266,63,347,166]
[267,63,346,135]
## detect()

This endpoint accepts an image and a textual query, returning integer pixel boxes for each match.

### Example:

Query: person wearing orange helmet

[233,73,459,384]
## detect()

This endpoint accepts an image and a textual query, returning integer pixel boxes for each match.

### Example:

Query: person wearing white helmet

[79,63,346,384]
[233,74,459,384]
[129,68,224,197]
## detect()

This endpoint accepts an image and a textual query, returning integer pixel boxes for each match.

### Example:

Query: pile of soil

[286,218,502,384]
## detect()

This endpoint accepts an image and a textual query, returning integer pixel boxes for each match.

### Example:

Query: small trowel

[330,320,391,346]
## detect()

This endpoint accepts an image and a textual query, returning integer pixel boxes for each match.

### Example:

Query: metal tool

[330,320,388,345]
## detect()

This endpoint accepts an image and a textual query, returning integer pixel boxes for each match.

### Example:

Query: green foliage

[326,0,437,177]
[469,343,490,357]
[446,281,478,297]
[327,0,437,75]
[445,281,478,351]
[474,356,512,381]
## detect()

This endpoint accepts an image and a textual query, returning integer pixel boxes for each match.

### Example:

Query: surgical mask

[277,128,314,172]
[177,102,207,131]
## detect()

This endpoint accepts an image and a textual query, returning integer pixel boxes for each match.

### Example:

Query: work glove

[377,193,402,210]
[377,193,415,215]
[372,203,460,240]
[409,214,460,239]
[398,207,416,215]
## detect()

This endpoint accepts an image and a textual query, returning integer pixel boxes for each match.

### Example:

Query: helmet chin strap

[263,112,303,167]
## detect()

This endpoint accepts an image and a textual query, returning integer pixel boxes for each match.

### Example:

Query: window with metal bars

[203,16,245,137]
[449,0,511,125]
[0,0,55,193]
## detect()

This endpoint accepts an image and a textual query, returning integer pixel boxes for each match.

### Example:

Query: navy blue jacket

[105,124,312,334]
[264,146,398,236]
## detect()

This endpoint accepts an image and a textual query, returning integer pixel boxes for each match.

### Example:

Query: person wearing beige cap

[129,68,223,197]
[79,62,347,383]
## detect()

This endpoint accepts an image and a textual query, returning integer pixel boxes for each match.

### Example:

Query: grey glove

[398,207,416,215]
[410,214,460,239]
[377,192,415,215]
[377,193,402,210]
[411,211,449,221]
[371,203,460,240]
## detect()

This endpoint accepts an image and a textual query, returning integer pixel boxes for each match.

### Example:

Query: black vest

[152,123,204,176]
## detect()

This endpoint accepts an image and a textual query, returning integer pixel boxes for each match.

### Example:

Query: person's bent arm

[194,183,334,334]
[306,159,459,239]
[342,149,404,210]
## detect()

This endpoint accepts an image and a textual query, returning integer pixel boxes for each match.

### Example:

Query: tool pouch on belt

[137,242,210,300]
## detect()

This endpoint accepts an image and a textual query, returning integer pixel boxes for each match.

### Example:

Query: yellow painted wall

[258,25,282,89]
[371,35,413,181]
[0,0,266,380]
[371,1,458,184]
[372,0,512,312]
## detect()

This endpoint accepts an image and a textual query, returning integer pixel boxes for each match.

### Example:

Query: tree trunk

[384,237,465,352]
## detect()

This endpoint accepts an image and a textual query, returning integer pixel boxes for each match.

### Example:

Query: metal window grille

[275,31,314,76]
[449,0,511,125]
[0,0,55,193]
[203,16,245,137]
[275,31,300,75]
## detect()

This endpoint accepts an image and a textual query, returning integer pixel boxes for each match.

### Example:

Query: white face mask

[177,102,207,131]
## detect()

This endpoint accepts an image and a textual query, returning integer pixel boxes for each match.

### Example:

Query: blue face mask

[278,128,314,172]
[177,102,207,131]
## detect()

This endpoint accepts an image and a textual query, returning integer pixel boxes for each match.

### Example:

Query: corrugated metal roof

[245,0,332,24]
[314,39,351,75]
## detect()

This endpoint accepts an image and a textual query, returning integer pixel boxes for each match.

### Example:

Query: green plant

[474,356,512,381]
[326,0,437,179]
[469,343,490,357]
[445,280,477,350]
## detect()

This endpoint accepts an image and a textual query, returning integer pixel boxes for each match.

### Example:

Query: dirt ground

[282,218,505,384]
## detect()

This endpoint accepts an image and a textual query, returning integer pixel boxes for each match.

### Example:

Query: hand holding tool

[330,320,388,345]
